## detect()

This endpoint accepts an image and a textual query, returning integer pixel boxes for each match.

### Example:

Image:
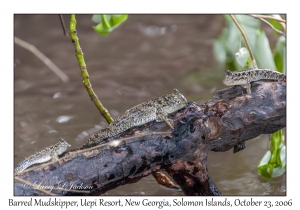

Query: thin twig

[276,15,286,33]
[14,36,69,83]
[230,15,257,68]
[249,14,286,23]
[14,177,56,196]
[69,14,114,124]
[259,17,286,36]
[249,14,286,33]
[58,15,68,36]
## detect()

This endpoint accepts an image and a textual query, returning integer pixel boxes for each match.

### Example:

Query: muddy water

[14,15,285,195]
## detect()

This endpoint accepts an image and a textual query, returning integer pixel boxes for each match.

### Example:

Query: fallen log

[14,80,286,196]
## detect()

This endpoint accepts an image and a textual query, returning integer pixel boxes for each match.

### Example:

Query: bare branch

[58,15,68,36]
[230,15,257,68]
[249,14,286,23]
[248,15,286,36]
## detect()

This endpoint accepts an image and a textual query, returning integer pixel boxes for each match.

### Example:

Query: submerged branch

[14,36,69,83]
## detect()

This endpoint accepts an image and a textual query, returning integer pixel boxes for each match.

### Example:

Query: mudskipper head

[223,70,234,86]
[223,70,247,86]
[172,88,187,104]
[57,138,71,153]
[164,89,188,112]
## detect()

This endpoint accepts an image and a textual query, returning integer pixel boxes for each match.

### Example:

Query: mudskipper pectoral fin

[242,83,251,94]
[50,152,59,161]
[246,83,251,94]
[157,113,174,129]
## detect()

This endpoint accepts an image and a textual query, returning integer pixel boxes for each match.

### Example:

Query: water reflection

[56,115,74,123]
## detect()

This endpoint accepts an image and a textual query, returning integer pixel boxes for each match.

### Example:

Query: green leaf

[255,31,277,70]
[258,150,271,167]
[268,19,282,32]
[258,162,276,180]
[279,143,286,168]
[273,52,283,73]
[270,130,281,164]
[272,143,286,178]
[257,130,286,180]
[92,14,128,36]
[92,14,105,23]
[213,39,227,65]
[272,166,285,178]
[273,36,286,73]
[235,47,250,68]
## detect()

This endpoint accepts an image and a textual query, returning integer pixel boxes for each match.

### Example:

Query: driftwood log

[14,80,286,196]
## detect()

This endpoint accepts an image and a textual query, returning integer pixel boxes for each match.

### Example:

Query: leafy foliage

[258,130,286,179]
[235,47,250,67]
[92,14,128,36]
[273,36,286,73]
[213,15,285,72]
[254,31,277,70]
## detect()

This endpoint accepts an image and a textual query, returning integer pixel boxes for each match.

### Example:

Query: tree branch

[14,80,286,196]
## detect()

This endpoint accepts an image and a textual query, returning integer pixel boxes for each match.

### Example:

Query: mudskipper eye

[225,70,232,76]
[172,89,179,94]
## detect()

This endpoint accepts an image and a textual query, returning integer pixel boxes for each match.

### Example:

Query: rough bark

[14,80,286,196]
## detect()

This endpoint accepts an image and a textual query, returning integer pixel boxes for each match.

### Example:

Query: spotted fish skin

[14,138,71,173]
[81,89,188,149]
[223,68,286,94]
